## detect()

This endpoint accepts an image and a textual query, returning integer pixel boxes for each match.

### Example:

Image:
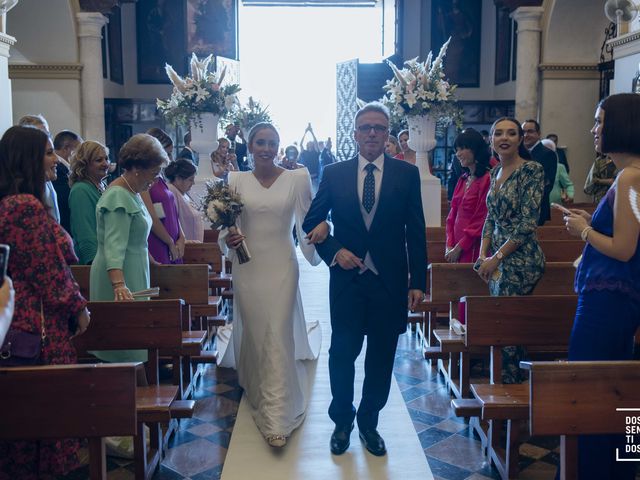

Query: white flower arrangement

[227,96,272,133]
[157,53,241,127]
[382,37,461,127]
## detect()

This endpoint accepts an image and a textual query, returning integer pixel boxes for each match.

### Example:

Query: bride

[217,123,328,447]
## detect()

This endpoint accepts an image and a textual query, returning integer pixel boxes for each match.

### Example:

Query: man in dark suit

[177,132,197,165]
[546,133,569,173]
[303,102,427,457]
[53,130,82,233]
[225,124,249,171]
[522,119,557,225]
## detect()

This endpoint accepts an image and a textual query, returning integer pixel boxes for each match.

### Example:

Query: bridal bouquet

[228,96,272,134]
[382,37,461,127]
[202,180,251,264]
[157,53,241,128]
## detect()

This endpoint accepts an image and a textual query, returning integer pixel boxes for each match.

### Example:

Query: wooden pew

[547,203,596,225]
[459,295,578,480]
[523,360,640,480]
[426,239,584,264]
[426,225,576,243]
[203,229,219,243]
[0,363,137,480]
[73,300,194,480]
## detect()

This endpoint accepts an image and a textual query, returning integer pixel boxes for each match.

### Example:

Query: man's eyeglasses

[356,124,388,134]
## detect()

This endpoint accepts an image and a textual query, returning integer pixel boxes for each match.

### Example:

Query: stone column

[76,12,107,143]
[511,7,544,122]
[0,31,16,134]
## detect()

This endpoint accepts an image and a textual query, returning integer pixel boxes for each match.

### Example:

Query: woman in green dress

[68,140,110,264]
[89,134,168,363]
[477,117,545,383]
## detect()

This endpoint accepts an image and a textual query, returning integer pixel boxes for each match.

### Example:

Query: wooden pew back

[183,242,223,273]
[151,264,210,305]
[464,295,577,347]
[527,360,640,436]
[0,363,137,439]
[203,229,219,243]
[426,226,575,243]
[429,262,576,303]
[427,240,584,264]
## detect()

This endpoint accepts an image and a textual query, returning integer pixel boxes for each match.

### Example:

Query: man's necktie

[362,163,376,213]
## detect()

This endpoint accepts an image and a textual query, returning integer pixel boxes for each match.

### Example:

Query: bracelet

[580,226,593,242]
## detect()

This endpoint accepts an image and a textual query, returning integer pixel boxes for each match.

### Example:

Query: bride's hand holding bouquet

[202,180,251,263]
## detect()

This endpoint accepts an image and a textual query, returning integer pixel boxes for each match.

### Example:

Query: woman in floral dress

[0,125,89,478]
[477,117,545,383]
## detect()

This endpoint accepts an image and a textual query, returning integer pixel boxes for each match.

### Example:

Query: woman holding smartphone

[563,93,640,480]
[477,117,545,383]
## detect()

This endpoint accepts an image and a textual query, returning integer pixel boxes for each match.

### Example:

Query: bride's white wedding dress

[217,168,322,439]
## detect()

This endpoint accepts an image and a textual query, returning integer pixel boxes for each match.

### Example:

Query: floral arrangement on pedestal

[382,37,461,129]
[157,53,241,128]
[202,180,251,264]
[228,96,273,135]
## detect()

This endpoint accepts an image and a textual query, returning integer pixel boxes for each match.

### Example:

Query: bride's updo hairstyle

[247,122,280,147]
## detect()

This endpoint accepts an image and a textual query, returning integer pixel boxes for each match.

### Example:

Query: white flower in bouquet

[382,37,462,129]
[157,52,241,128]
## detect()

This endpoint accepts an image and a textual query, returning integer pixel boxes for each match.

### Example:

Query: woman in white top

[165,159,205,242]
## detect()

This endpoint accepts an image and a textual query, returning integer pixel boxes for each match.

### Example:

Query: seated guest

[542,138,574,205]
[166,159,204,242]
[53,130,82,233]
[564,93,640,480]
[68,141,110,264]
[144,128,185,264]
[279,145,304,170]
[446,129,491,263]
[584,153,617,204]
[0,125,89,478]
[89,134,168,362]
[17,114,60,223]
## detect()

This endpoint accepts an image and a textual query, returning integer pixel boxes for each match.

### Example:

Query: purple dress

[148,178,183,264]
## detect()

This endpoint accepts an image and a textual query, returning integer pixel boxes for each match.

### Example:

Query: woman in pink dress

[445,128,492,263]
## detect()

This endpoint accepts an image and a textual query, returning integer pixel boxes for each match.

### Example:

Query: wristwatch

[495,250,504,260]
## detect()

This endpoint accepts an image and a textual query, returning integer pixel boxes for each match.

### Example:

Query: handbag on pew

[0,301,46,366]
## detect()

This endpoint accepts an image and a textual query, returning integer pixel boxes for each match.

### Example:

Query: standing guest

[395,129,416,164]
[53,130,82,233]
[0,277,14,346]
[17,114,60,223]
[303,102,427,457]
[522,119,557,225]
[584,153,617,204]
[178,131,196,164]
[477,117,545,384]
[280,145,304,170]
[319,137,336,179]
[144,128,185,264]
[166,159,204,242]
[89,134,167,363]
[217,123,328,447]
[546,133,569,173]
[146,127,174,160]
[299,124,321,192]
[445,129,491,263]
[564,93,640,480]
[542,138,574,205]
[226,123,249,171]
[385,135,400,157]
[211,137,238,181]
[0,125,89,479]
[68,141,110,264]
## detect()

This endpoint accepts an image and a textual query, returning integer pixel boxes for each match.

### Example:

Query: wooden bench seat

[427,225,577,243]
[0,363,138,480]
[471,383,529,420]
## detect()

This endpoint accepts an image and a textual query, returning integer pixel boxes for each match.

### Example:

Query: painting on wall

[136,0,187,84]
[494,7,511,85]
[108,6,124,85]
[431,0,482,88]
[187,0,238,60]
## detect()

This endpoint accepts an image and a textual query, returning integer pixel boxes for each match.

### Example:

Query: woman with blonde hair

[211,137,237,181]
[68,140,110,264]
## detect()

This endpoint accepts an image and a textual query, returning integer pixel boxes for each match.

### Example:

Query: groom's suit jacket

[303,155,427,333]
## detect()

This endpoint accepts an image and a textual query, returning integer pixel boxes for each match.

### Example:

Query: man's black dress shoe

[330,423,354,455]
[359,428,387,456]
